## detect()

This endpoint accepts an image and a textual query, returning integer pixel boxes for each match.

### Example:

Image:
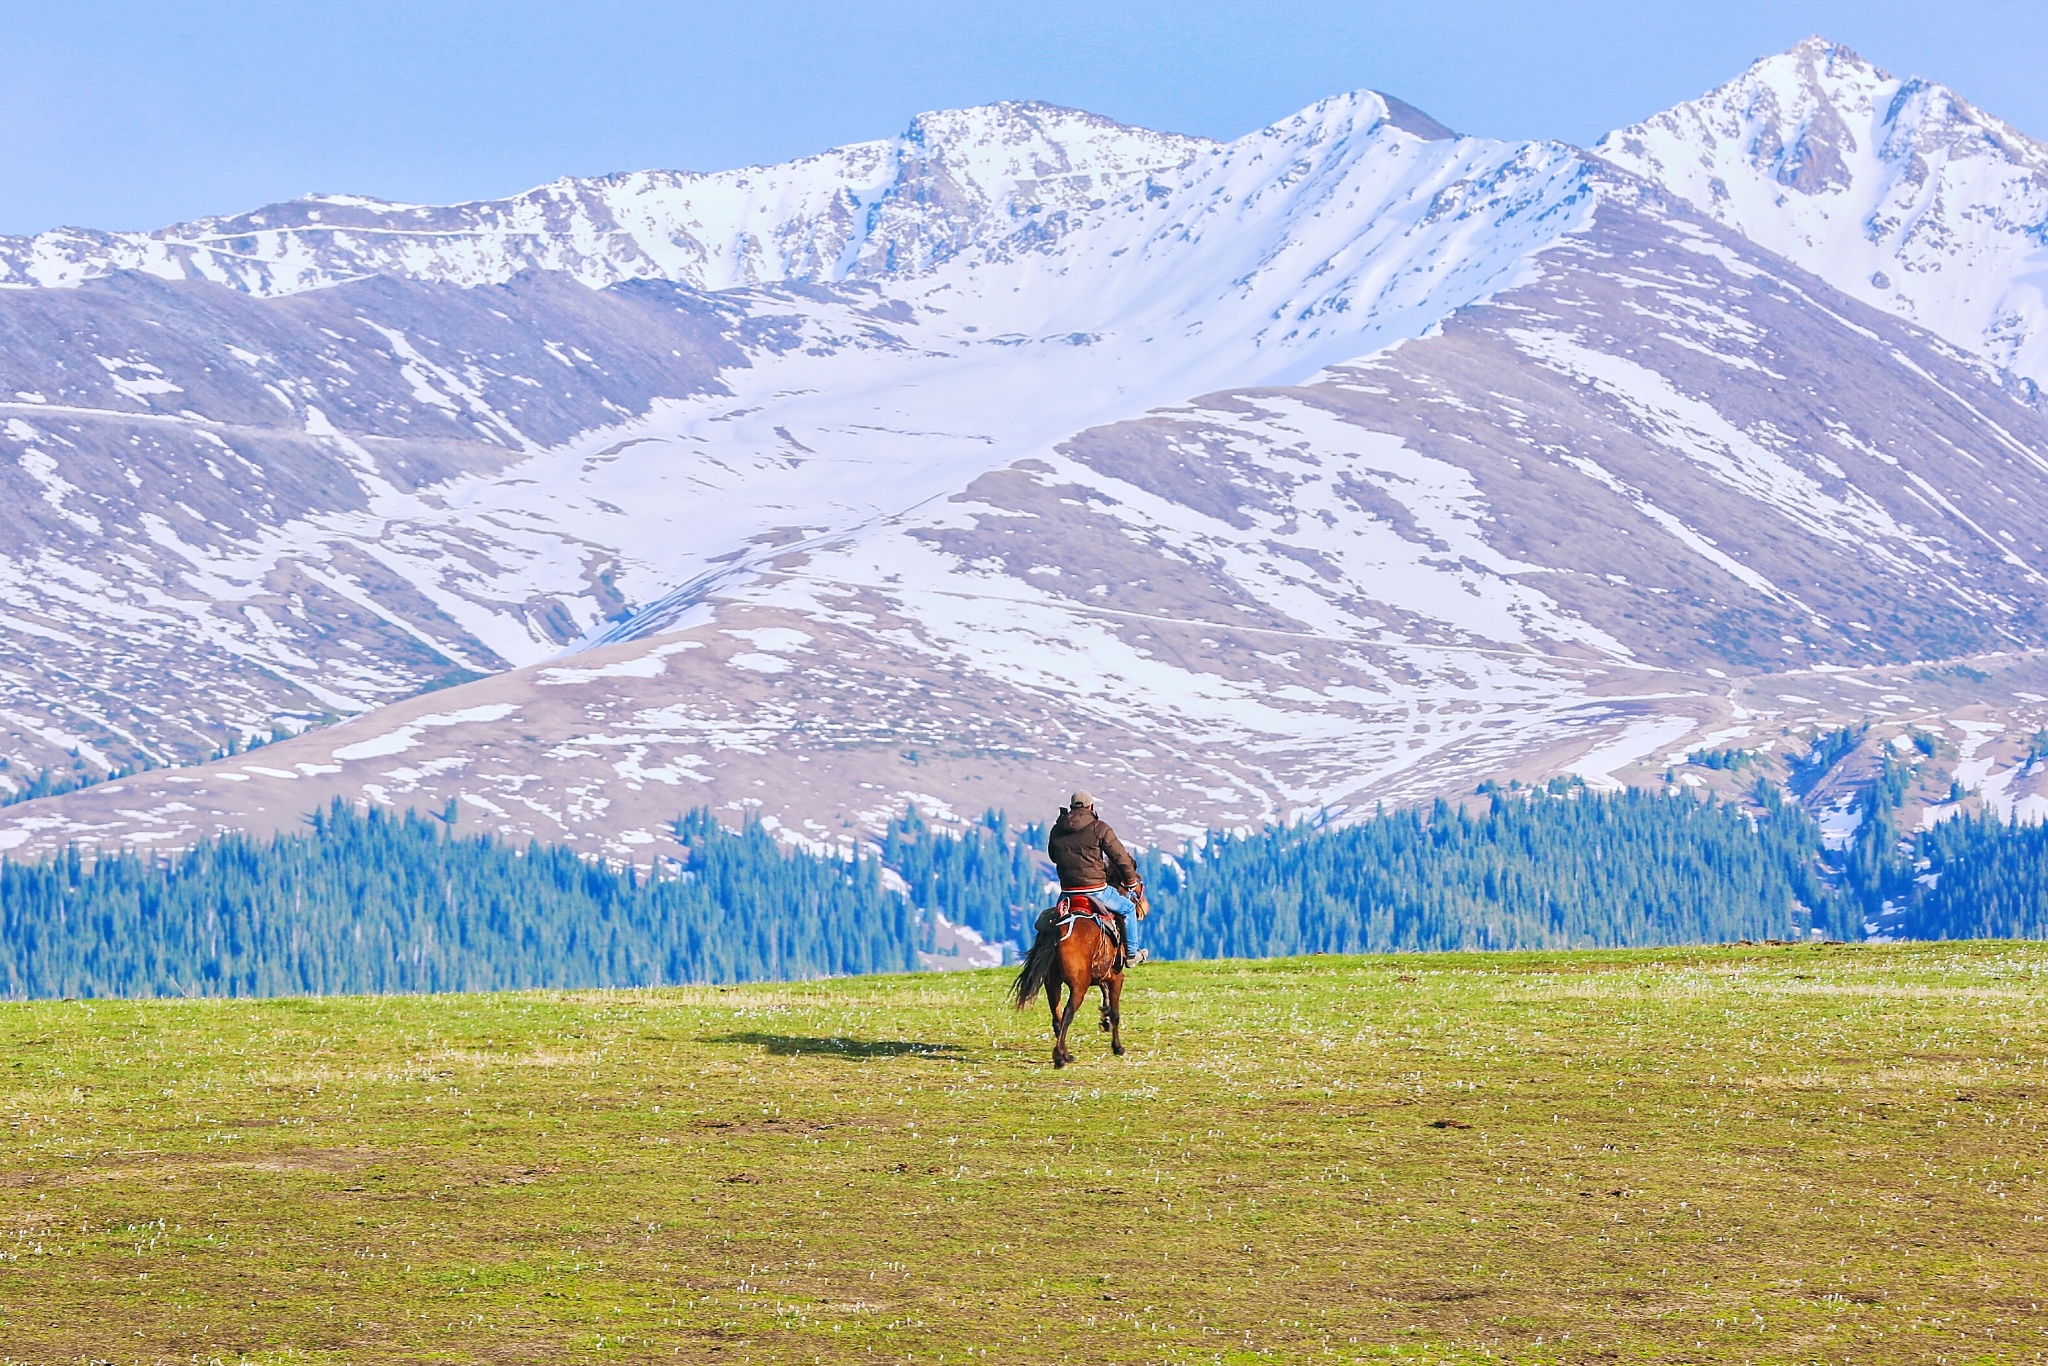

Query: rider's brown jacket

[1046,805,1137,890]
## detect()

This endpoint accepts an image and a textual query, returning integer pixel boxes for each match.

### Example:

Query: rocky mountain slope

[4,44,2048,862]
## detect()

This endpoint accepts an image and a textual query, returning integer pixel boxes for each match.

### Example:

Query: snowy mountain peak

[1597,37,2048,388]
[894,99,1202,175]
[0,101,1211,298]
[1240,88,1461,153]
[0,86,1506,313]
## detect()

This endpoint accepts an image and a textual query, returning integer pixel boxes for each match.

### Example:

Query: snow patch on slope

[330,703,519,761]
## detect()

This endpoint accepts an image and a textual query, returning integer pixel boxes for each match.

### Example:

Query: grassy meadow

[0,942,2042,1364]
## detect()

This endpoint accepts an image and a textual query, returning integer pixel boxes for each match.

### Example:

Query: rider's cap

[1070,790,1095,808]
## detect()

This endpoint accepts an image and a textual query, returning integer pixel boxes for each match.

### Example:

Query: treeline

[0,757,134,809]
[877,770,2048,953]
[0,725,318,809]
[2,773,2043,1000]
[880,807,1045,951]
[0,803,914,999]
[1137,787,1851,957]
[1898,814,2048,940]
[1821,737,2048,941]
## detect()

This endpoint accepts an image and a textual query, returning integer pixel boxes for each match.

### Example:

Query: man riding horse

[1045,790,1141,970]
[1011,789,1146,1066]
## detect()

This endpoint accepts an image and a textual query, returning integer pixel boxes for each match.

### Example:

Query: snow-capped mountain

[6,45,2048,862]
[0,90,1599,767]
[1598,38,2048,391]
[0,103,1209,296]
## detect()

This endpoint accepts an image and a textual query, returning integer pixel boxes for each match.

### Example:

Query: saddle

[1045,894,1124,953]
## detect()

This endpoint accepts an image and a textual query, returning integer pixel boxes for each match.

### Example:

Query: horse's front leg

[1105,972,1126,1057]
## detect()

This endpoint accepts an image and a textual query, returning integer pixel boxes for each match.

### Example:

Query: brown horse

[1009,893,1142,1067]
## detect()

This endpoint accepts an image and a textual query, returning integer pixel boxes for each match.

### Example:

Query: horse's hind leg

[1054,974,1085,1067]
[1046,977,1069,1068]
[1106,974,1126,1057]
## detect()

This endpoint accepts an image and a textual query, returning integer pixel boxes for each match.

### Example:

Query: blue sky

[0,0,2040,236]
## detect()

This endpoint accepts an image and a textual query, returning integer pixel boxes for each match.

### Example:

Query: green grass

[1,943,2043,1364]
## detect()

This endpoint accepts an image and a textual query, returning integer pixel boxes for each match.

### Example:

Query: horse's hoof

[1053,1053,1066,1069]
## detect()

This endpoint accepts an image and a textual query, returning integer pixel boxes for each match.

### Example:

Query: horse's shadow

[704,1032,967,1060]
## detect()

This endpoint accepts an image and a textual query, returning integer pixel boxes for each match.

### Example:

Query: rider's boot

[1112,911,1129,971]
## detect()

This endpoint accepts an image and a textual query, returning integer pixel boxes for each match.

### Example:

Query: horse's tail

[1011,914,1058,1009]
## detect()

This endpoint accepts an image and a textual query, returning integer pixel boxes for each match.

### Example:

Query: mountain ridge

[6,45,2042,395]
[0,100,1212,296]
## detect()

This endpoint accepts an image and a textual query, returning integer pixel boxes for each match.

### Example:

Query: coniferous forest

[1136,786,1855,958]
[1892,813,2048,941]
[0,777,2043,999]
[0,805,915,1000]
[879,807,1047,953]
